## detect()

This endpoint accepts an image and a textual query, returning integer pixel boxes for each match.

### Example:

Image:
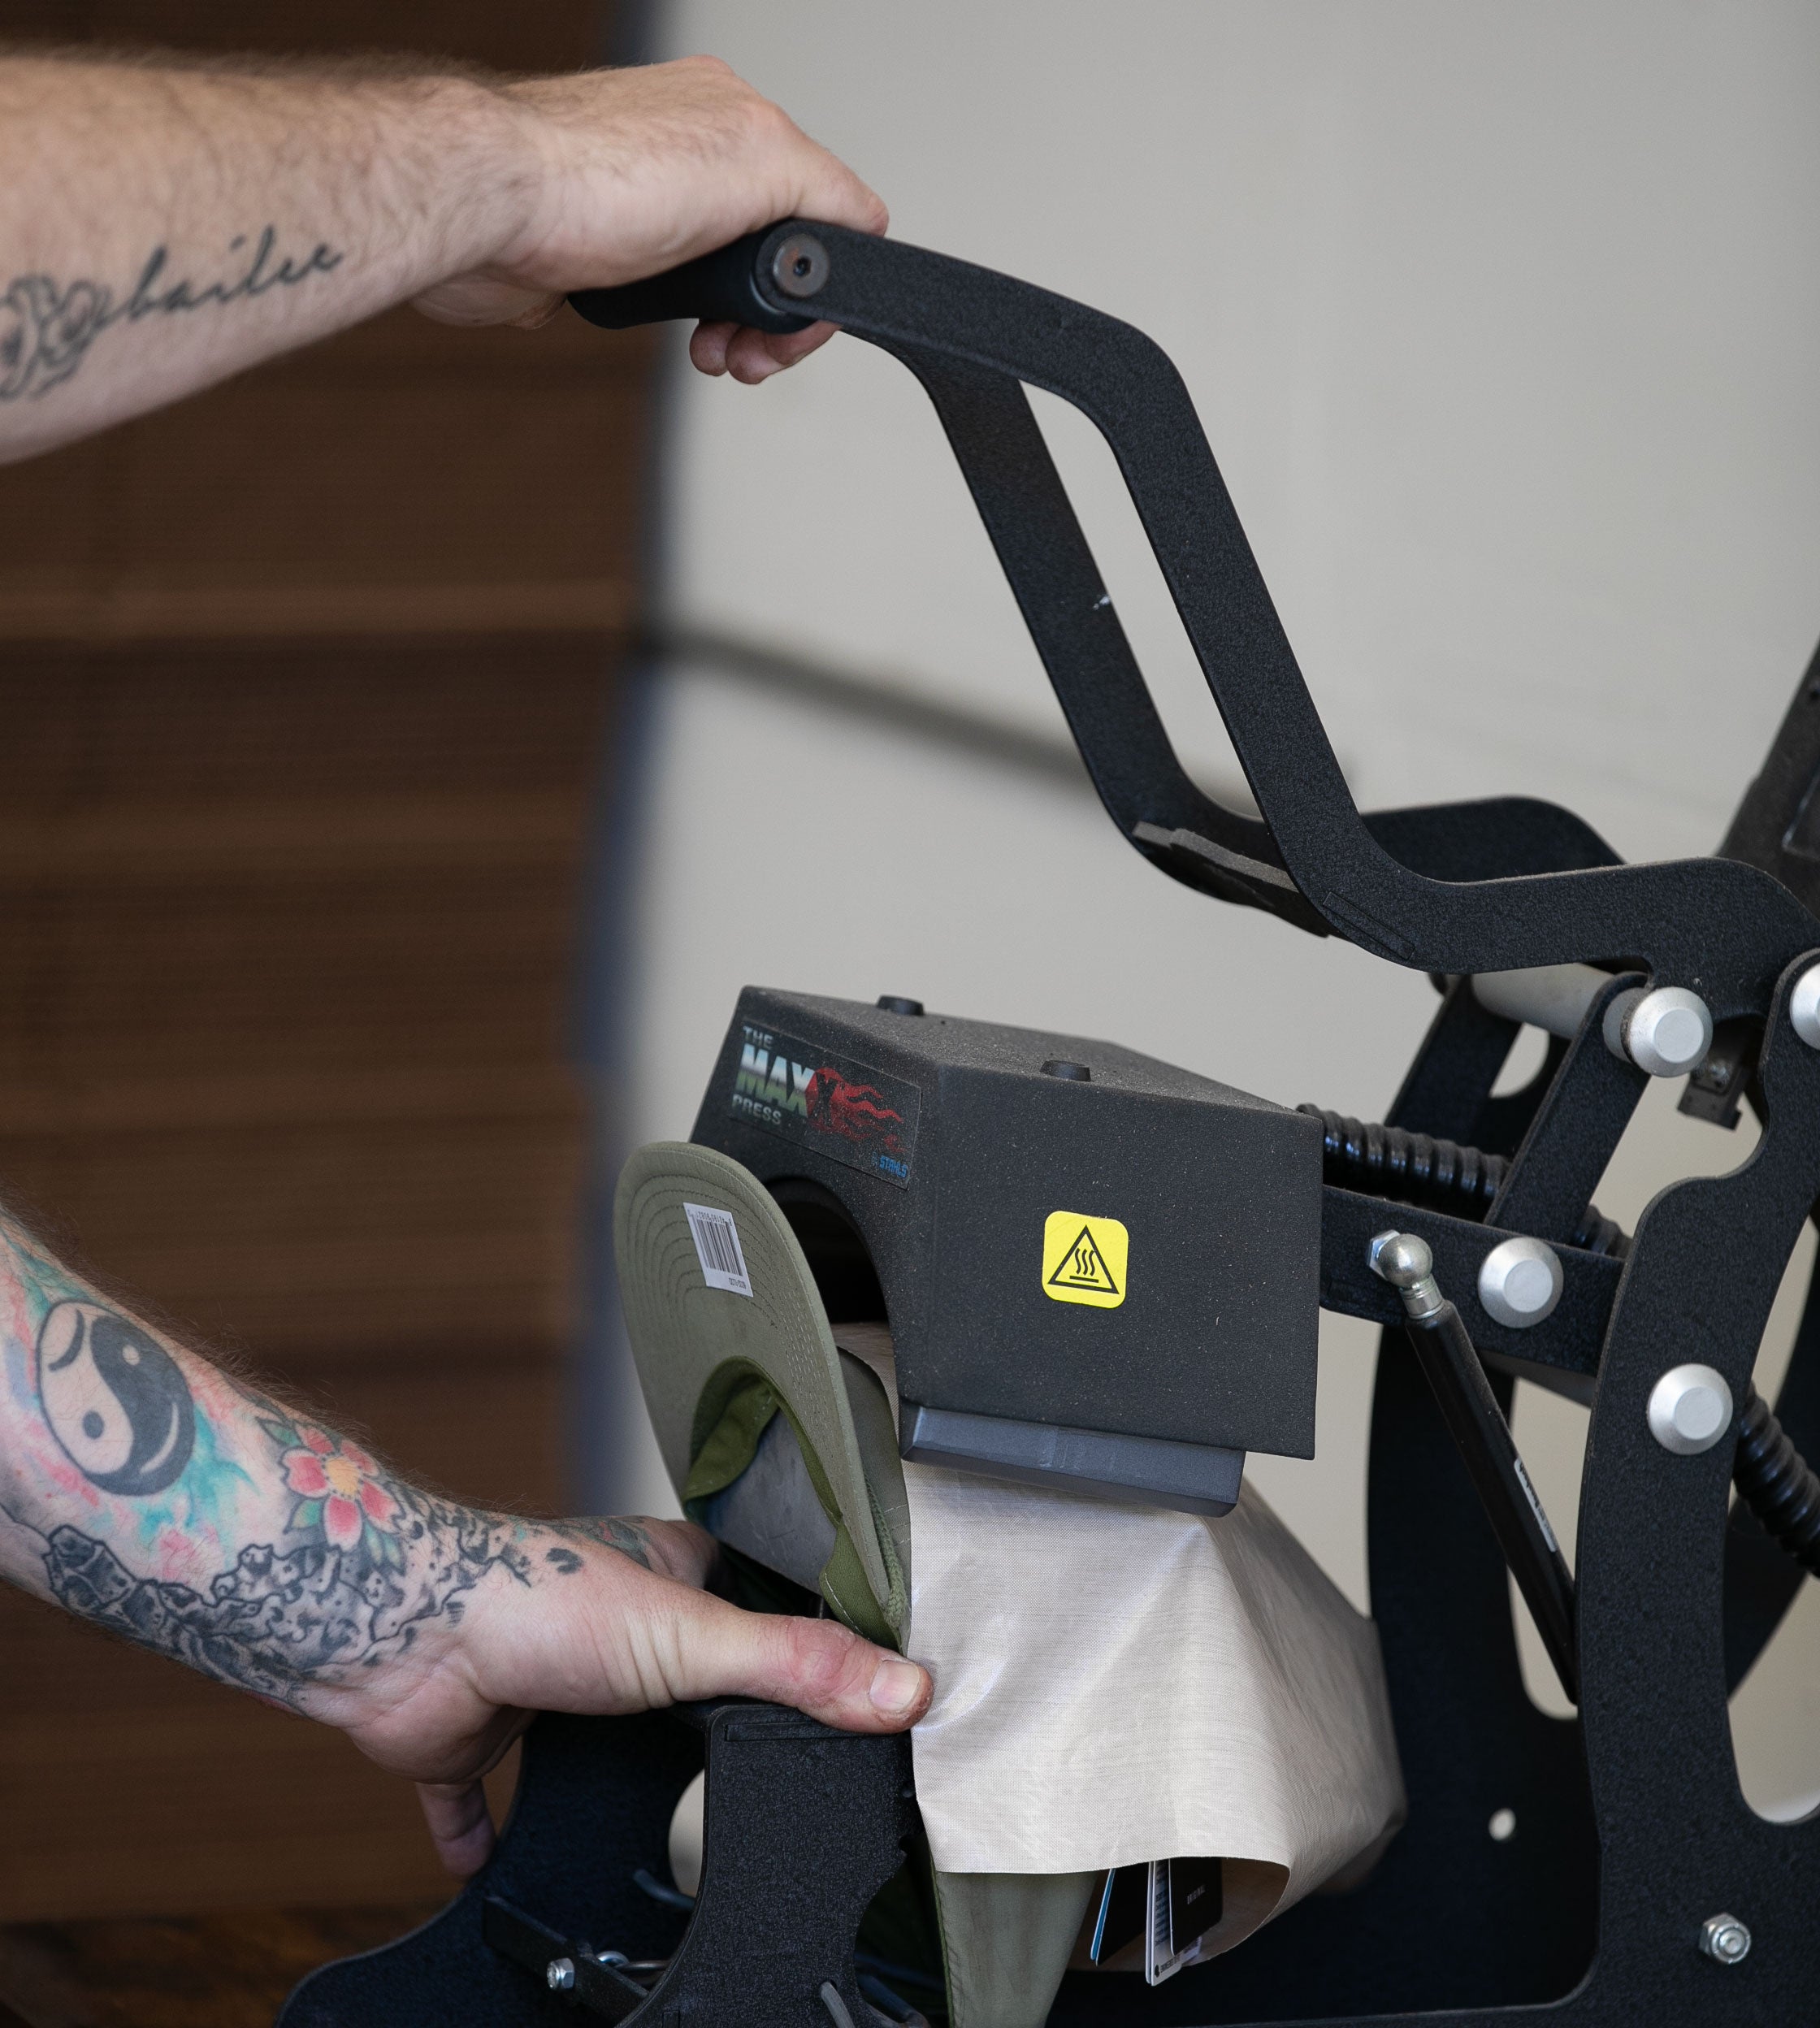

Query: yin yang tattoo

[37,1300,195,1497]
[7,1292,649,1706]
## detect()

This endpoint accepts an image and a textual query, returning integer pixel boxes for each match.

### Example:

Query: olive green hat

[613,1141,907,1644]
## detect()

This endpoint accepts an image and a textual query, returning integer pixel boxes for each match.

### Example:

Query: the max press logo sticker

[1042,1210,1129,1309]
[727,1023,920,1188]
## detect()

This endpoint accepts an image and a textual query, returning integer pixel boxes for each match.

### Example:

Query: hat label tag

[684,1202,753,1298]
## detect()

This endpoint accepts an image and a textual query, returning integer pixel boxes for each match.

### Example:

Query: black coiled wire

[1297,1106,1504,1210]
[1297,1107,1628,1258]
[1733,1387,1820,1577]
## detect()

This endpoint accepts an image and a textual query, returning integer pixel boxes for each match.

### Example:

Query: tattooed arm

[0,1224,930,1878]
[0,48,886,462]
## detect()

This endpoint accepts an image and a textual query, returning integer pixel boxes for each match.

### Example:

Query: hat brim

[614,1141,895,1625]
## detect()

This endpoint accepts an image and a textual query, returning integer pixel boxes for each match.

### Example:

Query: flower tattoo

[266,1417,404,1571]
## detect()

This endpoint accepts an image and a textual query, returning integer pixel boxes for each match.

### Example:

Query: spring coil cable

[1298,1107,1504,1211]
[1733,1387,1820,1579]
[1296,1107,1628,1257]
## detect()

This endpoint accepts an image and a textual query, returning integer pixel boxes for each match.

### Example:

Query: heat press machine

[280,223,1820,2026]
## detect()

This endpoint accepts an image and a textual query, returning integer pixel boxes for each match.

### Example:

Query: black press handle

[567,223,830,334]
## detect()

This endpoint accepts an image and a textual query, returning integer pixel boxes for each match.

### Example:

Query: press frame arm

[574,223,1819,1008]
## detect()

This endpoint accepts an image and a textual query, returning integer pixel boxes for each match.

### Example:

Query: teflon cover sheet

[838,1325,1406,1962]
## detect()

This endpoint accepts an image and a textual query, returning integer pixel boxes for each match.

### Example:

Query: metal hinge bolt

[547,1956,577,1991]
[1603,985,1714,1078]
[1699,1913,1751,1965]
[1648,1365,1734,1457]
[1478,1235,1564,1329]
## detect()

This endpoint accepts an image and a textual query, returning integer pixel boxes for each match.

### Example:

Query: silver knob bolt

[1699,1913,1751,1965]
[547,1957,577,1991]
[1791,961,1820,1048]
[1647,1364,1735,1456]
[1605,985,1714,1078]
[1478,1237,1564,1329]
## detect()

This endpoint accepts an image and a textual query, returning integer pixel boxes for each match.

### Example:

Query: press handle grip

[567,225,828,334]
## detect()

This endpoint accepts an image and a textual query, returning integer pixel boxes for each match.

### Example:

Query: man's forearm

[0,1216,648,1713]
[0,54,528,460]
[0,47,890,459]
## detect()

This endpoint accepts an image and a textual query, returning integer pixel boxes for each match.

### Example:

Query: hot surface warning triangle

[1041,1210,1129,1309]
[1050,1226,1118,1293]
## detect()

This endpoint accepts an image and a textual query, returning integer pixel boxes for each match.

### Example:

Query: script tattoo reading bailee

[0,225,343,402]
[0,1252,652,1707]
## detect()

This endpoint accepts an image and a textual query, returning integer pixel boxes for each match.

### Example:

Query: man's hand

[413,57,887,387]
[325,1515,930,1878]
[0,1215,928,1885]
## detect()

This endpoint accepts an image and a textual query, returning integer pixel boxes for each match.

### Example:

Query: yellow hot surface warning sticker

[1042,1210,1129,1309]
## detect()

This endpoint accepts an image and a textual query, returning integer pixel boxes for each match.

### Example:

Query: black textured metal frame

[291,225,1820,2025]
[582,226,1820,2025]
[277,1701,916,2028]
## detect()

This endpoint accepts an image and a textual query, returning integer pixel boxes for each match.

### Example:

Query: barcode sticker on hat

[684,1202,752,1297]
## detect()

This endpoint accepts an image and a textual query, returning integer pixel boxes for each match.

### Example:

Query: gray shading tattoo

[0,226,343,401]
[544,1515,654,1571]
[0,1380,665,1704]
[8,1481,532,1703]
[37,1300,195,1497]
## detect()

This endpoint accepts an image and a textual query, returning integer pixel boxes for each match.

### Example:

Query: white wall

[609,0,1820,1814]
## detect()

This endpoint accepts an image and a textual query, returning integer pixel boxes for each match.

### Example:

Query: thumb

[660,1588,931,1731]
[415,1778,496,1879]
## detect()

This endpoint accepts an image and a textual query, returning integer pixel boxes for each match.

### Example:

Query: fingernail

[869,1655,925,1718]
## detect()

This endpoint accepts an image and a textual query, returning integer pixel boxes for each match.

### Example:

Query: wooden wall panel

[0,639,621,1922]
[0,314,647,641]
[0,0,604,71]
[0,0,649,1922]
[0,637,618,1364]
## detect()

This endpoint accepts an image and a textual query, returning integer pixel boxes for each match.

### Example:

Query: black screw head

[1042,1059,1092,1081]
[771,232,830,300]
[877,995,924,1016]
